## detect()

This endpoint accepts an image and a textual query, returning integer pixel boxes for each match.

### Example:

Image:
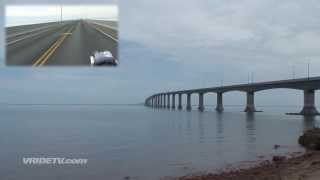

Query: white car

[90,51,117,66]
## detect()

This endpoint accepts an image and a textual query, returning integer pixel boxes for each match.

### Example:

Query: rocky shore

[177,128,320,180]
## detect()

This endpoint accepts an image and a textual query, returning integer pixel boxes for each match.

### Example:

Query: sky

[5,0,117,4]
[1,0,320,107]
[0,4,3,64]
[6,5,118,26]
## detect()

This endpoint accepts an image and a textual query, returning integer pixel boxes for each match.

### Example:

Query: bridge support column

[172,94,176,109]
[178,94,182,110]
[244,91,256,112]
[300,89,319,115]
[164,95,166,108]
[160,94,163,108]
[167,94,170,108]
[186,93,192,111]
[156,96,159,107]
[163,94,167,108]
[198,93,204,111]
[153,97,156,107]
[216,92,224,112]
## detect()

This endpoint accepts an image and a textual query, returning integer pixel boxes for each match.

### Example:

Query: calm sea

[0,105,318,180]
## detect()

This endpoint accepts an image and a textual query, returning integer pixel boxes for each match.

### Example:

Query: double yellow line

[33,26,74,67]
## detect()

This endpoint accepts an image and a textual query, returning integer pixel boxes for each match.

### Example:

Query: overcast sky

[6,5,118,26]
[1,0,320,107]
[0,4,3,62]
[5,0,117,5]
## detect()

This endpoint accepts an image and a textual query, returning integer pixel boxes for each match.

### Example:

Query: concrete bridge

[145,77,320,116]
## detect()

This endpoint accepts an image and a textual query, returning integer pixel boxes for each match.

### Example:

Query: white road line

[90,22,117,31]
[89,23,118,42]
[6,24,59,39]
[6,24,66,46]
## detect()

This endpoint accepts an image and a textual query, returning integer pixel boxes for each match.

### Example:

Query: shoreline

[177,128,320,180]
[177,150,320,180]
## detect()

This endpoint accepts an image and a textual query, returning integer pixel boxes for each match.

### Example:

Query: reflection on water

[0,105,319,180]
[245,113,257,153]
[197,113,205,144]
[303,116,316,130]
[215,112,224,144]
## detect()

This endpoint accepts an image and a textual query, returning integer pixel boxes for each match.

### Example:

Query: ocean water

[0,104,318,180]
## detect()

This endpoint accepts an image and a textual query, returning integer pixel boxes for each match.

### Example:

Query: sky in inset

[6,5,118,26]
[0,4,3,62]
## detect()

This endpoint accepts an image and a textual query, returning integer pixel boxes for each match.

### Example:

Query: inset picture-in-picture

[6,3,118,67]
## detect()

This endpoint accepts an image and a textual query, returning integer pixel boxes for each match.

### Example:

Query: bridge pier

[300,89,319,115]
[186,93,192,111]
[172,94,176,109]
[156,96,160,107]
[161,94,164,108]
[198,93,204,111]
[161,95,164,108]
[164,94,166,108]
[178,94,182,110]
[167,94,170,108]
[216,92,224,112]
[244,91,256,112]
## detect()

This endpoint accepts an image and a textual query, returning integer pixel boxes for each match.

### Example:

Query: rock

[272,156,286,162]
[311,161,320,166]
[298,128,320,150]
[274,144,280,149]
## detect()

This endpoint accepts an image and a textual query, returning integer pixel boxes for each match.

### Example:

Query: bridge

[145,77,320,116]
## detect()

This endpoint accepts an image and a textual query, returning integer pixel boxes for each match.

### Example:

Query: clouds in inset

[0,4,4,63]
[6,5,118,26]
[5,0,117,5]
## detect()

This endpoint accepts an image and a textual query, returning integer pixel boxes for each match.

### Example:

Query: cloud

[265,31,320,56]
[121,0,320,63]
[5,0,117,5]
[0,4,3,63]
[6,5,118,26]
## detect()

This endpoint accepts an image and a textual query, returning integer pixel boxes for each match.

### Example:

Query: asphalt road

[6,20,118,66]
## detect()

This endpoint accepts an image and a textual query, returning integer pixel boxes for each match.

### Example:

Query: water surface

[0,105,318,180]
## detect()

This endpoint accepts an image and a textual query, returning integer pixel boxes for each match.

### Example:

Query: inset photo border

[5,3,118,67]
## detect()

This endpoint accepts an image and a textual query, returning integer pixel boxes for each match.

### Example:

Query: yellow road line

[32,37,63,67]
[32,25,75,67]
[38,36,67,66]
